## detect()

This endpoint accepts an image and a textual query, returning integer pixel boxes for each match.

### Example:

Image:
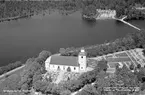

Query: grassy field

[0,65,25,80]
[0,66,24,95]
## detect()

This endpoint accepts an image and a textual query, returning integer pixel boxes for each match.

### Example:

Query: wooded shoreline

[0,65,25,80]
[0,14,33,22]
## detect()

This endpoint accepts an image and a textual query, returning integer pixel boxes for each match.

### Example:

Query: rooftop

[50,55,79,66]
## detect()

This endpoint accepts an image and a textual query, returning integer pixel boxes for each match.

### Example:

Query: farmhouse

[45,48,87,72]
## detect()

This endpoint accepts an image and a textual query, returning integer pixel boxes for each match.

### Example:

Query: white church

[45,48,87,72]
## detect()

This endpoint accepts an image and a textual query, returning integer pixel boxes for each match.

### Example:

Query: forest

[0,0,145,20]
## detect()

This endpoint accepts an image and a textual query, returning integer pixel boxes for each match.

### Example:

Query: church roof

[49,55,79,66]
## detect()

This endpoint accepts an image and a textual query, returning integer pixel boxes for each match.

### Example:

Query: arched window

[63,66,65,70]
[67,67,71,72]
[57,66,60,71]
[74,67,76,70]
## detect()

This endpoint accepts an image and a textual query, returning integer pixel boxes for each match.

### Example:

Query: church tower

[78,48,87,71]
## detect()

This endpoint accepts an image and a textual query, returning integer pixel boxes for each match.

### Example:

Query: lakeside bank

[0,65,25,80]
[0,9,56,23]
[0,9,76,23]
[0,14,33,22]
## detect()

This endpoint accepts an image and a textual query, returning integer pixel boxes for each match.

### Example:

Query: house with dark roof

[106,57,130,74]
[45,48,87,72]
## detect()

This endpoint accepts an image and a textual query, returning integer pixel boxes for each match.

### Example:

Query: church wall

[49,64,58,70]
[69,66,79,72]
[45,56,52,71]
[46,48,87,72]
[49,64,79,72]
[78,56,87,64]
[78,57,87,70]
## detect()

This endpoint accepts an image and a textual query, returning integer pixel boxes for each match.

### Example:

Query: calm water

[0,11,142,66]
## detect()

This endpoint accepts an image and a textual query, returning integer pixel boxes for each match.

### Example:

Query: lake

[0,11,143,66]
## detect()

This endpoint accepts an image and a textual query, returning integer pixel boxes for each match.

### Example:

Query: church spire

[79,48,86,56]
[78,48,87,71]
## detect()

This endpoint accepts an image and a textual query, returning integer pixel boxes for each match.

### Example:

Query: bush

[33,80,48,93]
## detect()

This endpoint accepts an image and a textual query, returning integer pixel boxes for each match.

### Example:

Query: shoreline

[0,9,76,23]
[84,15,141,31]
[0,65,25,80]
[0,9,53,23]
[0,14,34,22]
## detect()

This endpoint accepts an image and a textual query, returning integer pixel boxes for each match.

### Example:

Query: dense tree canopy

[82,5,97,17]
[0,0,145,21]
[18,50,51,92]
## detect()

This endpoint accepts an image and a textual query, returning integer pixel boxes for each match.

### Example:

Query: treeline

[0,61,23,75]
[0,1,60,20]
[59,0,145,20]
[80,0,145,20]
[0,0,145,21]
[0,0,79,20]
[61,30,145,57]
[127,8,145,20]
